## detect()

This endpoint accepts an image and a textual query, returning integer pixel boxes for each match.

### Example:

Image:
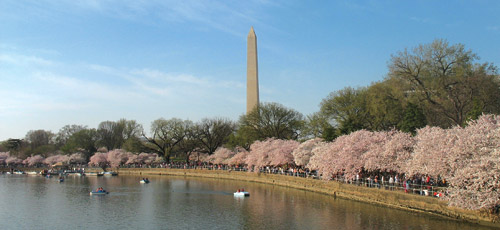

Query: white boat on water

[234,191,250,197]
[102,172,118,176]
[13,171,25,175]
[26,171,38,175]
[140,179,150,184]
[85,172,103,176]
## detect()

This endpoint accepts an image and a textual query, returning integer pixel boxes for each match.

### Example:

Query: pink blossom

[292,138,323,167]
[207,147,235,165]
[227,147,248,166]
[43,155,69,165]
[68,153,86,164]
[89,152,108,168]
[23,155,45,166]
[6,156,22,165]
[106,149,131,167]
[0,152,10,165]
[245,138,299,169]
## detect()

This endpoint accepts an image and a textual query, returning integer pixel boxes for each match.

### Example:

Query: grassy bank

[114,167,499,228]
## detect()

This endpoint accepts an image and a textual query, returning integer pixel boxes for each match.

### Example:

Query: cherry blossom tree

[23,155,45,167]
[207,147,235,165]
[68,153,86,164]
[245,138,299,169]
[6,156,22,166]
[227,147,248,166]
[268,139,299,166]
[245,139,272,169]
[363,130,415,173]
[309,130,383,180]
[444,115,500,210]
[306,142,329,171]
[405,126,455,177]
[43,155,69,166]
[89,152,108,170]
[0,152,10,165]
[292,138,323,167]
[106,149,131,167]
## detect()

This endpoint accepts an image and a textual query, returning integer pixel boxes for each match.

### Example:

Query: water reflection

[0,174,494,230]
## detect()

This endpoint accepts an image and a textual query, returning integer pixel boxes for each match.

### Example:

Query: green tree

[320,87,370,134]
[388,39,500,127]
[142,118,191,163]
[55,125,86,148]
[61,128,98,160]
[194,117,235,155]
[239,102,304,142]
[364,80,405,130]
[302,112,337,141]
[398,103,427,134]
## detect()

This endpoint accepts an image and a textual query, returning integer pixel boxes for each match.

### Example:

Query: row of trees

[0,102,304,163]
[311,39,500,140]
[3,40,498,160]
[1,39,499,211]
[180,114,500,211]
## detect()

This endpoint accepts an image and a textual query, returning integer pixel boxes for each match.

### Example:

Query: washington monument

[246,27,259,114]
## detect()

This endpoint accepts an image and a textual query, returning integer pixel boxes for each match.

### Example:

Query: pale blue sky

[1,0,499,140]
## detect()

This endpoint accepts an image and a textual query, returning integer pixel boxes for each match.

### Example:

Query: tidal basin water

[0,174,493,230]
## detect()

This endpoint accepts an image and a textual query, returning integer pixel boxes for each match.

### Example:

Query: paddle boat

[234,189,250,197]
[85,172,103,176]
[102,171,118,176]
[90,188,109,195]
[140,178,150,184]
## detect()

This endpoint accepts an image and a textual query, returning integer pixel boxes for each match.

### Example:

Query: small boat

[90,190,109,195]
[75,173,85,176]
[59,177,64,182]
[85,172,103,176]
[140,179,150,184]
[26,171,38,175]
[234,191,250,197]
[13,171,25,175]
[102,172,118,176]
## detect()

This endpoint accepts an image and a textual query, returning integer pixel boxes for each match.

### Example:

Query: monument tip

[248,26,256,36]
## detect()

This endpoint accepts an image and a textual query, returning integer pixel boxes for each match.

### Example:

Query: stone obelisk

[247,27,259,114]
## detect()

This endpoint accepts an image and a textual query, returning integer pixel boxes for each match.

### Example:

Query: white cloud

[0,53,55,66]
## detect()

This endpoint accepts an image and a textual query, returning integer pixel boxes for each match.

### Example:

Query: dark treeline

[2,39,499,161]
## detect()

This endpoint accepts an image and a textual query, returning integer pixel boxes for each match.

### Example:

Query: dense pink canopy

[207,147,235,165]
[23,155,45,166]
[6,156,22,165]
[444,115,500,210]
[227,147,248,166]
[292,138,323,167]
[43,155,69,165]
[309,130,385,180]
[363,130,414,173]
[106,149,130,167]
[68,153,86,164]
[0,152,10,165]
[406,126,454,177]
[89,152,108,168]
[245,138,299,169]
